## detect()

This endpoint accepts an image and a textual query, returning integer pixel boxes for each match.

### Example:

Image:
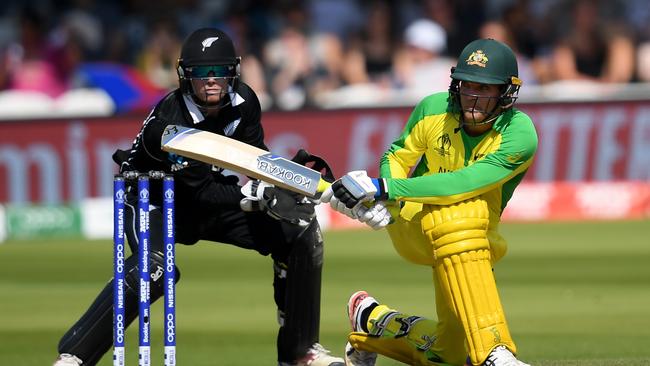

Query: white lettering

[532,108,565,181]
[142,309,150,341]
[0,144,61,204]
[166,278,175,308]
[115,242,125,273]
[258,161,312,188]
[595,108,626,180]
[68,123,89,201]
[166,313,176,342]
[348,115,403,175]
[628,107,650,179]
[116,279,124,309]
[166,208,174,238]
[115,313,125,343]
[566,108,596,180]
[166,242,175,272]
[140,279,148,301]
[141,242,149,272]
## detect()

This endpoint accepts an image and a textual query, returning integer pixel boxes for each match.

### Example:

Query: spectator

[549,0,635,83]
[340,1,398,88]
[135,18,182,90]
[420,0,487,57]
[624,0,650,81]
[262,2,317,110]
[3,5,68,97]
[392,18,455,97]
[479,20,545,85]
[307,0,363,41]
[264,24,312,110]
[306,32,345,104]
[220,3,272,109]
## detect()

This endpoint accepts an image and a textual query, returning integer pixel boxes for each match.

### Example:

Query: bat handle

[316,178,374,209]
[316,178,331,193]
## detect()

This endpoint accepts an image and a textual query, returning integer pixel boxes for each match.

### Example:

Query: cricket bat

[161,125,331,197]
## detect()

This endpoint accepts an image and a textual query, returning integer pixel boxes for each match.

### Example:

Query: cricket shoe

[52,353,83,366]
[482,346,531,366]
[345,291,378,366]
[279,343,345,366]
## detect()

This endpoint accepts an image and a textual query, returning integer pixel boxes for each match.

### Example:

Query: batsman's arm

[381,115,538,205]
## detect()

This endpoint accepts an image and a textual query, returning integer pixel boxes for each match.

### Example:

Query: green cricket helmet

[448,38,522,125]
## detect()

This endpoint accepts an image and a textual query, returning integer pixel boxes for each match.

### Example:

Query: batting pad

[348,330,453,366]
[421,198,515,365]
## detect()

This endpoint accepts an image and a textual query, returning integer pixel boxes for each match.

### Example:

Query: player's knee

[421,198,490,257]
[292,221,324,260]
[124,251,181,299]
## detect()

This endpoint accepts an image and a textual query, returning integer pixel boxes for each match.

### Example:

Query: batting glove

[320,170,388,211]
[354,201,392,230]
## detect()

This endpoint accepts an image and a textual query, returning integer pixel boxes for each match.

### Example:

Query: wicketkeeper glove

[240,180,274,212]
[320,170,388,210]
[240,180,316,226]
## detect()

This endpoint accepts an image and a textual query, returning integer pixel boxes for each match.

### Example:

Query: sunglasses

[185,65,235,78]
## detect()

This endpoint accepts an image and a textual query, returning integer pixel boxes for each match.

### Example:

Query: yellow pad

[349,304,453,366]
[349,332,456,366]
[421,198,515,365]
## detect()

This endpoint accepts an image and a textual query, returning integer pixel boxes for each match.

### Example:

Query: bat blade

[161,125,329,197]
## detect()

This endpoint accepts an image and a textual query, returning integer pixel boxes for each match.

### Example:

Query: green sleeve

[386,112,538,205]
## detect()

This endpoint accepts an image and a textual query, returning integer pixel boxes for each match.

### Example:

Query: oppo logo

[166,313,176,342]
[115,314,125,343]
[165,243,175,272]
[115,243,125,273]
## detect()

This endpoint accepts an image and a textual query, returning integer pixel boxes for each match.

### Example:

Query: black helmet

[448,38,522,125]
[177,28,241,109]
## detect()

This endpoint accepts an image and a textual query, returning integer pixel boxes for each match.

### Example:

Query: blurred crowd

[1,0,650,111]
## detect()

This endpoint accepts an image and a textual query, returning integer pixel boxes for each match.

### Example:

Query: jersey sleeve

[380,96,437,179]
[385,112,538,205]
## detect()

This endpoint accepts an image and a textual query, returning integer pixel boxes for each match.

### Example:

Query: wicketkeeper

[322,38,537,366]
[53,28,343,366]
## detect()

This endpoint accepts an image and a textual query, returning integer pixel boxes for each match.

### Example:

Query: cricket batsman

[322,38,537,366]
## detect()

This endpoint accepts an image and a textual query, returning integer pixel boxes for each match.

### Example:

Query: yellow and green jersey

[380,92,538,218]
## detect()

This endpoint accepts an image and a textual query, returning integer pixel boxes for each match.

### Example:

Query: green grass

[0,220,649,365]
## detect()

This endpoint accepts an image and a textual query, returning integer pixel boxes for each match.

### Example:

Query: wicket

[113,171,176,366]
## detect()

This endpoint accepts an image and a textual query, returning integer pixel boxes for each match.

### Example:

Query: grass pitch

[0,220,648,365]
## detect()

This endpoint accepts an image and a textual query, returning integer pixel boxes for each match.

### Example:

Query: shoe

[344,341,377,366]
[278,343,345,366]
[345,291,378,366]
[53,353,83,366]
[347,291,378,333]
[482,346,531,366]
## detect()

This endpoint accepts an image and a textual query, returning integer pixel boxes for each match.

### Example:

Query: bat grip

[316,179,331,193]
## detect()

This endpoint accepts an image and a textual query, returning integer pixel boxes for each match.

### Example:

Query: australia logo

[466,50,488,67]
[433,133,452,156]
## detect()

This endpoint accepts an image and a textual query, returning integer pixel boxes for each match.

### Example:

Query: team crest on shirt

[466,50,488,67]
[506,152,523,163]
[433,133,452,156]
